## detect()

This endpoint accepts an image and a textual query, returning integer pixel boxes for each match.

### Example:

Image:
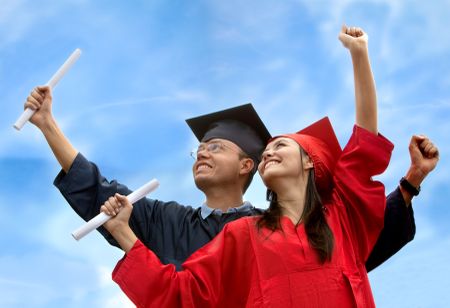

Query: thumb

[413,134,426,141]
[338,24,351,46]
[410,135,426,148]
[409,135,422,154]
[409,135,428,161]
[115,194,132,207]
[36,85,52,95]
[37,85,50,91]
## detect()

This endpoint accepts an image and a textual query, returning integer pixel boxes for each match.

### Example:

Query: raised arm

[339,25,377,134]
[400,135,439,204]
[366,135,439,271]
[25,86,77,172]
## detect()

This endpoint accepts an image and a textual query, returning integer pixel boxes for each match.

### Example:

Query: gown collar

[201,201,254,219]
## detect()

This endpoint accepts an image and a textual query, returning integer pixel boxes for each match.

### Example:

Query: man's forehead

[201,138,242,151]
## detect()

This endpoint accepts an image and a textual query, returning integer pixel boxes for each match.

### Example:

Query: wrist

[399,176,421,197]
[349,43,369,57]
[111,224,137,253]
[109,222,130,237]
[39,115,58,133]
[404,166,426,188]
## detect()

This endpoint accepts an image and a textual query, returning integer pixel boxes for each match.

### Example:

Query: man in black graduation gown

[24,87,438,272]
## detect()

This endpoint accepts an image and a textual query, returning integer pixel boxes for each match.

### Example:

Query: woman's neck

[279,197,305,224]
[275,179,308,225]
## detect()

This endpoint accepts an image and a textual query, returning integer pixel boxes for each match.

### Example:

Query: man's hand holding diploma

[14,48,81,130]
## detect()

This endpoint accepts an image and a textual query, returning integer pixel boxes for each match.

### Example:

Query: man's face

[192,138,244,191]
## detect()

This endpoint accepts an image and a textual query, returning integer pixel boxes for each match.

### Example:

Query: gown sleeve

[365,187,416,271]
[333,125,394,262]
[53,153,186,250]
[112,219,253,308]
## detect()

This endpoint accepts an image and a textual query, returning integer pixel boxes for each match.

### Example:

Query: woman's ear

[240,158,255,175]
[302,155,314,170]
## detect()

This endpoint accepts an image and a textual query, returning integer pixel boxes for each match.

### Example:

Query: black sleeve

[365,187,416,272]
[53,153,181,250]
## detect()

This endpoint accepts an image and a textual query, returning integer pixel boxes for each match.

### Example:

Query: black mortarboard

[185,103,271,165]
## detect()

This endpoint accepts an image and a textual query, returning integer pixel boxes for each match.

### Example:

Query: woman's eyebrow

[262,139,282,153]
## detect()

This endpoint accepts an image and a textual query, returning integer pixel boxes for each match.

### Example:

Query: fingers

[100,194,133,216]
[422,142,433,153]
[25,95,40,110]
[100,205,111,216]
[429,147,439,159]
[411,135,439,159]
[24,86,49,110]
[25,88,41,110]
[341,25,364,37]
[420,138,439,159]
[102,196,123,216]
[344,27,364,37]
[115,193,132,206]
[338,25,368,50]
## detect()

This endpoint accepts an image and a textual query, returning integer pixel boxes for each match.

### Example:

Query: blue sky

[1,0,449,307]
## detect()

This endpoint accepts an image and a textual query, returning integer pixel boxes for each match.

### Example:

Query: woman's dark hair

[256,148,334,263]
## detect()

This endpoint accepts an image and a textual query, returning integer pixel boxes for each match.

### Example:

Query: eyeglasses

[190,141,240,159]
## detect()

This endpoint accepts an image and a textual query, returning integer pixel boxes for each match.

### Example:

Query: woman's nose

[262,149,274,159]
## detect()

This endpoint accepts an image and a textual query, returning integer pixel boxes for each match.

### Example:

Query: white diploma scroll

[13,48,82,131]
[71,178,160,241]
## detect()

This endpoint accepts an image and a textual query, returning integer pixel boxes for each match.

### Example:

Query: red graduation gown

[112,126,394,308]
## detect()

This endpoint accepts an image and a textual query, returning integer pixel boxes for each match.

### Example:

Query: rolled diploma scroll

[13,48,82,130]
[71,178,160,241]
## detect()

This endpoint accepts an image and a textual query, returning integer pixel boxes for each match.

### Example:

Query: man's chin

[193,175,212,190]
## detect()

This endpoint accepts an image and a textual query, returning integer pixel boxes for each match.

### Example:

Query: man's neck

[204,188,244,212]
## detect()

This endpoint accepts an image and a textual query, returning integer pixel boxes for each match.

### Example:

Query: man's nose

[196,148,211,159]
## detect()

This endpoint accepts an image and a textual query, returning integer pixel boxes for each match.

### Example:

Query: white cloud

[0,251,97,307]
[209,0,292,43]
[0,0,47,48]
[300,0,450,75]
[261,58,288,72]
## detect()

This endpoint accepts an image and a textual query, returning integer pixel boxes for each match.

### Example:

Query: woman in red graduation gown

[102,25,393,307]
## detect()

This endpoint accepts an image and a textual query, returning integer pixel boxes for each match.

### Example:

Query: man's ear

[240,158,254,175]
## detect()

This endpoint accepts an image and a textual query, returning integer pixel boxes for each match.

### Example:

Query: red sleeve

[333,125,394,262]
[112,219,253,308]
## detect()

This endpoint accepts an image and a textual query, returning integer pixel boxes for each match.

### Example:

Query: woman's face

[258,137,312,188]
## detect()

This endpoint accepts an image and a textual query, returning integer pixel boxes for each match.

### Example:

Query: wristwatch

[399,177,421,196]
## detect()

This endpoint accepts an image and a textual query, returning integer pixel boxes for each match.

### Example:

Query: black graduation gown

[54,153,414,272]
[366,187,416,271]
[55,153,263,270]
